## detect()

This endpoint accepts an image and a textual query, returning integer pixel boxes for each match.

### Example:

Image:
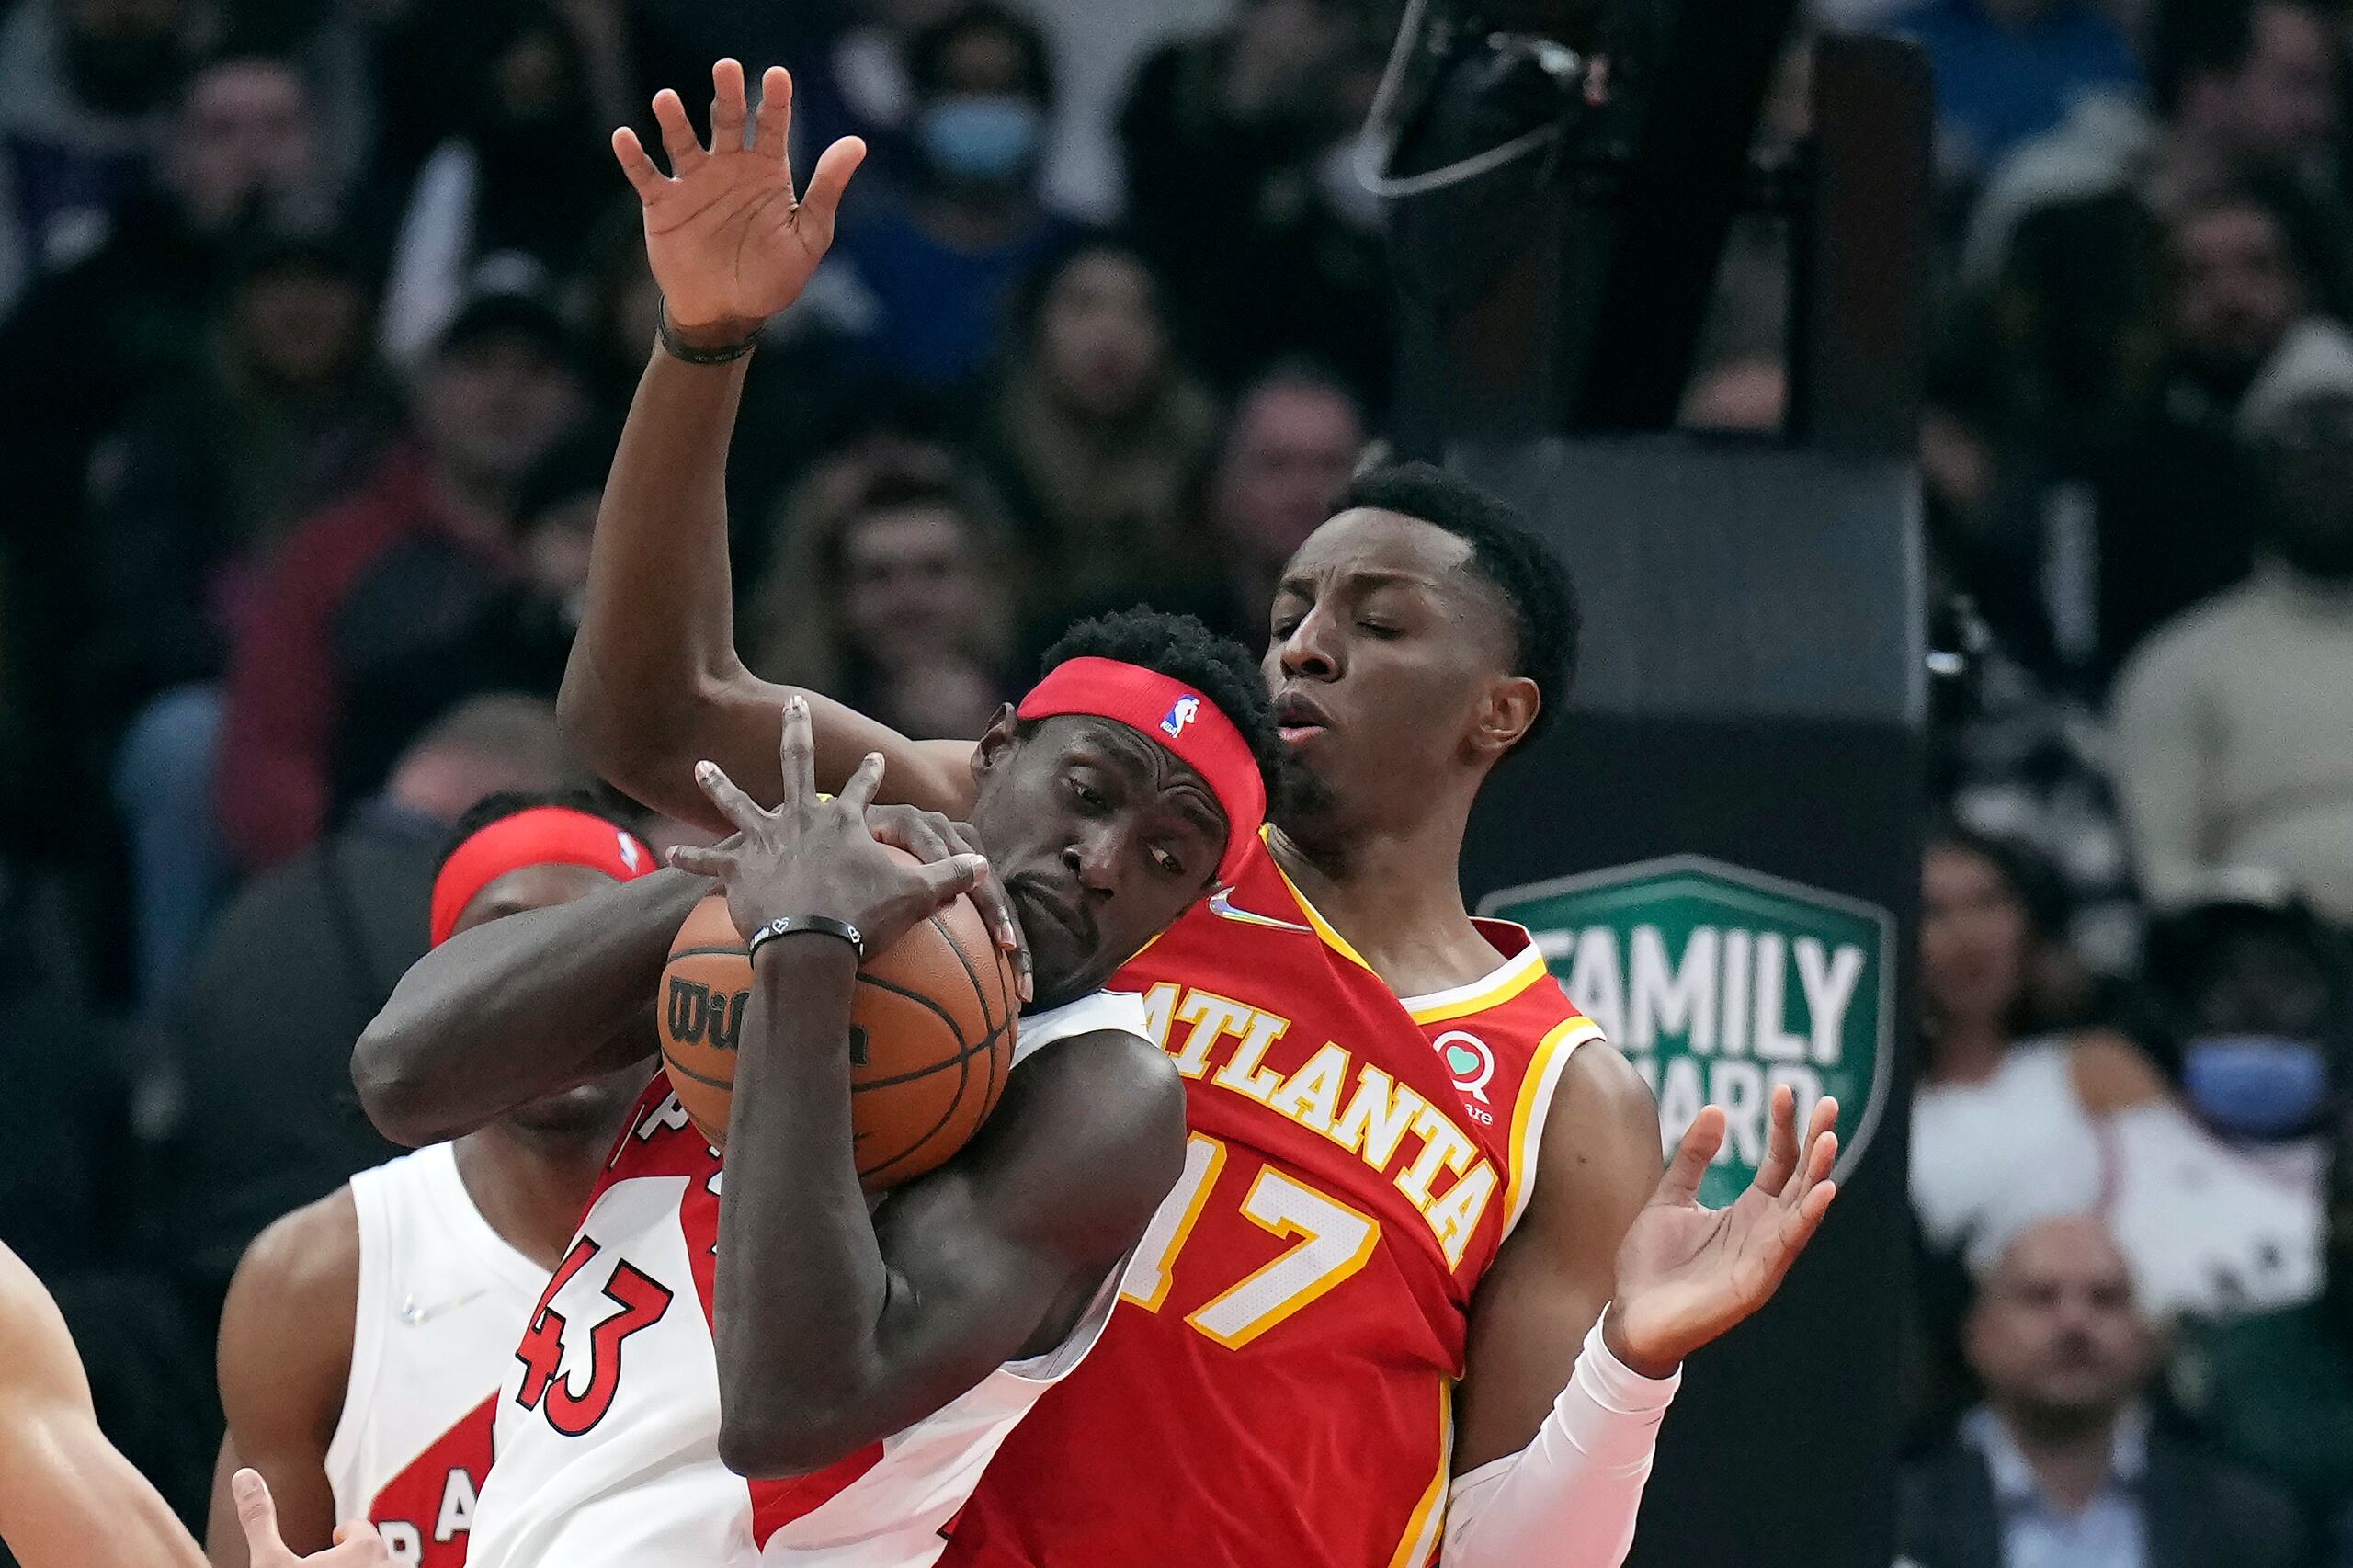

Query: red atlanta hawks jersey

[465,990,1144,1568]
[943,835,1600,1568]
[327,1142,549,1565]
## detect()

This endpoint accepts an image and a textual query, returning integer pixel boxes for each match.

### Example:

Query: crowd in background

[1,0,2351,1560]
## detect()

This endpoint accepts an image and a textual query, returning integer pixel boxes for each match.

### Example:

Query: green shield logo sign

[1479,855,1894,1209]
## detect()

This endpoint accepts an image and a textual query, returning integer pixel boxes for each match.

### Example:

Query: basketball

[657,850,1020,1187]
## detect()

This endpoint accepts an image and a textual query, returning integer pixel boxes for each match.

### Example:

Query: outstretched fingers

[1654,1107,1727,1208]
[779,696,817,801]
[694,759,768,834]
[1752,1084,1801,1197]
[651,87,704,172]
[836,751,886,813]
[611,126,666,196]
[710,58,749,152]
[753,65,794,165]
[800,135,869,230]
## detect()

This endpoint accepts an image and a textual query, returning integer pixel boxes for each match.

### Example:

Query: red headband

[1016,657,1266,886]
[430,806,656,948]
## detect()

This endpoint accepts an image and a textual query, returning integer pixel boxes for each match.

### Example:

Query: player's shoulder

[989,1006,1186,1253]
[1540,1042,1662,1185]
[229,1186,361,1317]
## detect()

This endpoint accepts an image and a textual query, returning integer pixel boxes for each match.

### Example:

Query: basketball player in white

[208,795,660,1565]
[0,1240,385,1567]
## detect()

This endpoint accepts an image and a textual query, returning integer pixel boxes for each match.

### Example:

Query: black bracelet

[655,296,759,365]
[745,914,866,966]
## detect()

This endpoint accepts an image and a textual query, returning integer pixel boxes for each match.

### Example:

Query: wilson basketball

[658,851,1020,1187]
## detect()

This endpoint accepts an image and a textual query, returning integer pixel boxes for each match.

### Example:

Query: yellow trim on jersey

[1500,1016,1607,1235]
[1269,858,1379,974]
[1404,945,1552,1025]
[1385,1380,1453,1568]
[1125,1133,1226,1312]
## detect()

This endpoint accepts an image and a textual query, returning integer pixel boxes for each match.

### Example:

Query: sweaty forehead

[454,862,617,934]
[1029,716,1225,830]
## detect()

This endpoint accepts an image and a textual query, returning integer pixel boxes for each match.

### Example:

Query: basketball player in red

[0,1241,387,1567]
[209,795,659,1566]
[551,57,1842,1568]
[353,610,1284,1563]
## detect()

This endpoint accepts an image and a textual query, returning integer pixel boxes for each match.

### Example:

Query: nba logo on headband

[1161,695,1201,739]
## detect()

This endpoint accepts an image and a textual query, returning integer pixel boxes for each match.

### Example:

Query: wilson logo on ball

[665,977,745,1051]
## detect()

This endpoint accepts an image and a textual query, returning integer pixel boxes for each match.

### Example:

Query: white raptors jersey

[467,990,1148,1568]
[327,1142,550,1565]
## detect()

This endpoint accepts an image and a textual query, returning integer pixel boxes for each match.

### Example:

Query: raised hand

[610,60,867,339]
[1603,1086,1840,1380]
[233,1469,390,1566]
[669,697,989,960]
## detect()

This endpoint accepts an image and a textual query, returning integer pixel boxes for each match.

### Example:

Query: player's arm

[206,1193,361,1566]
[720,963,1179,1476]
[674,722,1182,1477]
[0,1244,210,1568]
[1443,1063,1837,1568]
[352,866,705,1145]
[559,58,970,827]
[0,1244,385,1567]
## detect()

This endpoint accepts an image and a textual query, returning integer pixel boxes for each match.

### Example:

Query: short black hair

[436,789,639,877]
[906,2,1055,105]
[1331,461,1580,745]
[1034,609,1283,798]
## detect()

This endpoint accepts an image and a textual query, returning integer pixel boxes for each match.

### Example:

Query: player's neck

[453,1123,617,1272]
[1268,804,1498,998]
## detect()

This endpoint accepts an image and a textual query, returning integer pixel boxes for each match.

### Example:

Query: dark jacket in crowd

[158,797,438,1312]
[1897,1427,2308,1568]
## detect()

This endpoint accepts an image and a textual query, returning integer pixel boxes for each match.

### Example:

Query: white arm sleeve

[1440,1314,1681,1568]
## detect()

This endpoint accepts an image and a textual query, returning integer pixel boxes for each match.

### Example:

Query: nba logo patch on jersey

[619,832,644,872]
[1161,695,1202,739]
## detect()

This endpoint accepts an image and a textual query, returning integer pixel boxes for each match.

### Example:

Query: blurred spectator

[1962,0,2342,290]
[0,44,334,873]
[745,460,1016,740]
[2112,328,2353,920]
[213,287,585,871]
[1899,0,2142,188]
[975,239,1218,647]
[1914,827,2317,1317]
[1897,1215,2306,1568]
[0,48,332,573]
[2145,881,2343,1183]
[159,694,579,1325]
[1182,359,1366,645]
[826,2,1079,392]
[1959,187,2305,699]
[375,0,619,365]
[1929,580,2141,975]
[1118,0,1391,395]
[0,0,198,309]
[81,232,400,741]
[329,415,617,811]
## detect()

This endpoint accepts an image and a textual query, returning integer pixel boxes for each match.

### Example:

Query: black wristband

[745,914,866,966]
[655,296,759,365]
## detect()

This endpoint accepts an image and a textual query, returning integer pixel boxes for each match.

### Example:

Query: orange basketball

[658,848,1020,1188]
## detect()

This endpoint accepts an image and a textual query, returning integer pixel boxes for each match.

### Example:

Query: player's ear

[971,703,1021,783]
[1467,675,1540,761]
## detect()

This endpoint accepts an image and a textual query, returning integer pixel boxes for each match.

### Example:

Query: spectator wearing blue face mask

[824,2,1080,392]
